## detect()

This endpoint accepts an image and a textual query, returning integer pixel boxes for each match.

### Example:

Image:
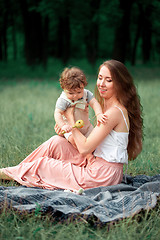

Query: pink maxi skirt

[2,136,123,191]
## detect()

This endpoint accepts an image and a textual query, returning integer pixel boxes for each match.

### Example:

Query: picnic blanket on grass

[0,174,160,223]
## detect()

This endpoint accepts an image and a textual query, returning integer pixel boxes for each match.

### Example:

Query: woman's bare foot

[0,169,13,180]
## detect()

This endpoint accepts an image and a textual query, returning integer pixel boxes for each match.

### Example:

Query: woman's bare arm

[67,107,121,156]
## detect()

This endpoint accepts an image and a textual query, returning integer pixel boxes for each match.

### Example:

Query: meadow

[0,60,160,239]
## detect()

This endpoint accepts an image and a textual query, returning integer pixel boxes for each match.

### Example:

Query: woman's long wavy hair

[95,60,143,160]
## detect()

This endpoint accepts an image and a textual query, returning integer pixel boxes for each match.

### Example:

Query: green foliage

[1,0,160,64]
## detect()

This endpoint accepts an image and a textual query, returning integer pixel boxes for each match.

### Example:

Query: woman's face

[97,66,115,99]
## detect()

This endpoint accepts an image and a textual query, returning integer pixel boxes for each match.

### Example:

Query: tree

[83,0,101,65]
[0,0,9,61]
[131,3,143,65]
[55,0,71,64]
[152,0,160,62]
[0,0,160,66]
[131,0,154,64]
[141,2,153,63]
[112,0,133,63]
[19,0,47,66]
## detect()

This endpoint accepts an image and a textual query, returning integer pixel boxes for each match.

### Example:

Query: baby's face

[64,87,84,102]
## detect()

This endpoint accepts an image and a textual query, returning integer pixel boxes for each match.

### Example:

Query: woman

[0,60,143,191]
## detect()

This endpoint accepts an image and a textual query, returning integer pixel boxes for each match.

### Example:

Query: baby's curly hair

[59,67,88,90]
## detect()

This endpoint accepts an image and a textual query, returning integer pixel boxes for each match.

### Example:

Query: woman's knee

[48,135,68,156]
[50,135,66,145]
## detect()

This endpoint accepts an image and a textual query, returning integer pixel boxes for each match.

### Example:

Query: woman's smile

[97,66,115,99]
[98,88,107,94]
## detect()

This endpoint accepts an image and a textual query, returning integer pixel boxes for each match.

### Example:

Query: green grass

[0,204,159,239]
[0,64,160,239]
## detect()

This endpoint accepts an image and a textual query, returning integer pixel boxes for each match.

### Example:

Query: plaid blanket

[0,174,160,223]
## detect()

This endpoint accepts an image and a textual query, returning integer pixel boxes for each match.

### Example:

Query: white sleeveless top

[94,106,129,164]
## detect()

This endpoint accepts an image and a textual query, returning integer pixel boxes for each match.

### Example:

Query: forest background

[0,0,160,74]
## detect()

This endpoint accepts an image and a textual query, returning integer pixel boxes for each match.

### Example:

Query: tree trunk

[141,3,152,63]
[131,4,143,65]
[0,0,9,61]
[10,11,17,60]
[112,0,133,63]
[0,35,3,61]
[42,16,49,69]
[19,0,45,66]
[56,8,71,64]
[83,0,101,65]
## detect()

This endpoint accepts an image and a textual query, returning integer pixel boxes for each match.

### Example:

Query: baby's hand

[61,124,72,133]
[97,113,108,126]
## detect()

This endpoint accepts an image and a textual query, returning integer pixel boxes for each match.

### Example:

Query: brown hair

[59,67,87,90]
[95,60,143,160]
